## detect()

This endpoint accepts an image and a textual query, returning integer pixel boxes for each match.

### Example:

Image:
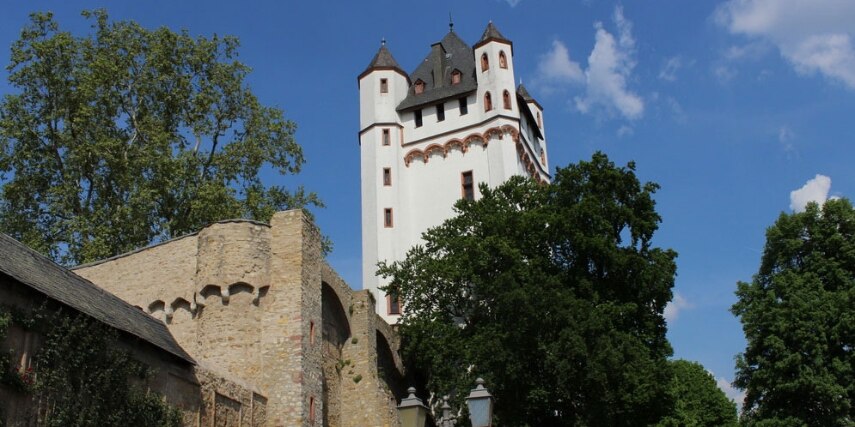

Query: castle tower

[359,23,550,323]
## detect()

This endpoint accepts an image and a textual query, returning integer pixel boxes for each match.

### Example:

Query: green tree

[732,199,855,426]
[0,10,321,264]
[657,360,738,427]
[379,153,677,426]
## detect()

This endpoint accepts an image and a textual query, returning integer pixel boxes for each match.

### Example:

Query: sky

[2,0,854,406]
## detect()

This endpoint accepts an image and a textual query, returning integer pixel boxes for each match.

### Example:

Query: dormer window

[451,69,462,85]
[414,80,425,95]
[503,90,512,110]
[481,53,489,71]
[484,92,493,112]
[499,51,508,69]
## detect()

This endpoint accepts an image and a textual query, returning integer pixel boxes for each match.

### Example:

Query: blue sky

[3,0,854,405]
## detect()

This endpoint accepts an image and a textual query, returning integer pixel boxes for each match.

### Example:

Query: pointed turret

[474,21,512,51]
[517,83,543,111]
[358,41,408,82]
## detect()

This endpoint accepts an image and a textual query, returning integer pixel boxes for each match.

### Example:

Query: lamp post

[465,378,494,427]
[398,386,428,427]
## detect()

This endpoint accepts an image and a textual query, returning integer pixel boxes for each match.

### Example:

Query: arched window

[484,92,493,112]
[537,111,542,128]
[451,69,462,85]
[503,90,512,110]
[499,51,508,69]
[414,80,425,95]
[481,53,489,71]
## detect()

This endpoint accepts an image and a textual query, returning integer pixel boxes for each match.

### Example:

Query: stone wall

[73,210,406,426]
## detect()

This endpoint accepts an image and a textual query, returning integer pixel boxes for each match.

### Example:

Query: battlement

[74,210,405,427]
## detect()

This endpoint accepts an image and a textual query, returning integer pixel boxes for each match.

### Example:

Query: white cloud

[724,41,770,60]
[659,56,682,81]
[664,293,692,323]
[778,126,795,143]
[504,0,522,6]
[575,7,644,120]
[715,376,746,411]
[617,125,634,137]
[714,65,738,83]
[778,126,797,156]
[717,0,855,89]
[534,6,643,121]
[536,40,585,85]
[790,174,832,212]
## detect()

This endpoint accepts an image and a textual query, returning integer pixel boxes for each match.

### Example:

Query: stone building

[359,22,549,322]
[73,210,406,427]
[0,232,264,426]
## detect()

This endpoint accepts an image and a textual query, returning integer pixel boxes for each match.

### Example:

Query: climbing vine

[0,305,181,427]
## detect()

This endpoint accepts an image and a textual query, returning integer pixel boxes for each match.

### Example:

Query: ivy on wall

[0,305,181,427]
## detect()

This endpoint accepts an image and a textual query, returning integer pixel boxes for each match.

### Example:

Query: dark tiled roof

[478,21,510,45]
[0,233,194,364]
[359,43,407,81]
[397,31,477,112]
[517,83,533,102]
[517,84,544,140]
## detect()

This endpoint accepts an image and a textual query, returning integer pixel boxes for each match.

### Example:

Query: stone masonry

[74,210,406,427]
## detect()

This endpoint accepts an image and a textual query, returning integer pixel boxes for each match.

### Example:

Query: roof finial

[449,13,454,32]
[381,37,386,47]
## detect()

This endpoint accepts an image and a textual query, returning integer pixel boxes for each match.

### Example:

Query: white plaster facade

[359,24,550,323]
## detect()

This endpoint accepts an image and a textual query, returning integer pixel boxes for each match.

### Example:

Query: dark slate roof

[517,84,544,140]
[517,83,543,111]
[479,21,510,44]
[474,21,512,50]
[397,31,478,112]
[0,233,194,364]
[358,42,408,81]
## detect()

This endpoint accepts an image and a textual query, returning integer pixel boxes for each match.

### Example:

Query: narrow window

[383,168,391,186]
[451,69,462,85]
[382,128,390,146]
[503,90,512,110]
[537,111,542,128]
[461,171,474,201]
[414,80,425,95]
[309,321,315,345]
[499,51,508,69]
[459,97,468,115]
[388,289,401,315]
[309,396,316,423]
[481,53,489,71]
[484,92,493,112]
[380,78,388,93]
[414,109,423,128]
[384,208,393,228]
[436,103,445,122]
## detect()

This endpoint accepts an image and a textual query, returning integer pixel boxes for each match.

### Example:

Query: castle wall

[74,211,404,427]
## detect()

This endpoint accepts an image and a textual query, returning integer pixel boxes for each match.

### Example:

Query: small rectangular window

[388,289,401,315]
[414,109,423,128]
[380,78,388,93]
[384,208,393,228]
[459,97,468,115]
[462,171,474,201]
[383,168,391,186]
[437,103,445,122]
[382,129,390,146]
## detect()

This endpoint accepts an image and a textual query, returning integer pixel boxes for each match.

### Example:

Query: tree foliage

[0,10,322,264]
[379,153,677,426]
[733,199,855,426]
[657,360,738,427]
